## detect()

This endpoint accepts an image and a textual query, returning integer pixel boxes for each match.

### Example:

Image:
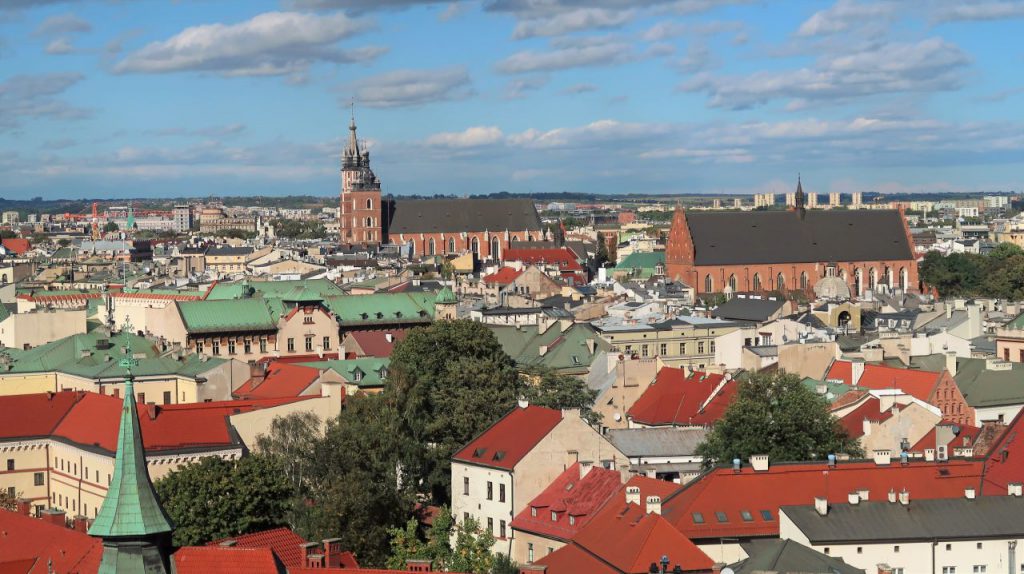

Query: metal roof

[388,198,542,235]
[606,427,708,457]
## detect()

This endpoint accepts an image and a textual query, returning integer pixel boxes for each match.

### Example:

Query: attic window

[418,310,428,317]
[760,510,773,521]
[376,312,384,319]
[571,356,581,366]
[550,511,558,522]
[691,512,704,524]
[395,311,403,318]
[492,451,506,462]
[473,447,487,458]
[360,313,369,320]
[740,510,753,522]
[531,507,537,517]
[715,511,728,523]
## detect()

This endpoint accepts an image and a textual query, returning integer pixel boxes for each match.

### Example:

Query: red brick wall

[390,230,543,260]
[340,190,382,244]
[931,372,974,427]
[674,259,919,295]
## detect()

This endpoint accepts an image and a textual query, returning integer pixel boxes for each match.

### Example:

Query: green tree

[222,228,257,240]
[696,371,863,467]
[0,488,19,511]
[595,232,610,268]
[103,221,119,233]
[155,455,291,546]
[387,507,494,573]
[386,320,522,504]
[521,366,600,424]
[0,230,16,239]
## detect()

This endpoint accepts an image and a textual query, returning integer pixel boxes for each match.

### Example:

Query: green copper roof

[5,332,160,375]
[205,278,344,301]
[1005,311,1024,330]
[300,357,390,388]
[88,376,174,538]
[435,286,457,305]
[488,322,608,375]
[177,298,277,334]
[616,251,665,270]
[321,293,435,326]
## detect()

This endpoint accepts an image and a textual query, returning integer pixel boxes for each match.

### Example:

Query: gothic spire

[794,174,806,217]
[346,101,360,159]
[89,321,173,574]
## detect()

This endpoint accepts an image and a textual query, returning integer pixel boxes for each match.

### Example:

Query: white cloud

[115,11,382,77]
[353,66,473,107]
[426,126,504,147]
[34,12,91,36]
[933,1,1024,22]
[45,38,75,55]
[496,41,637,73]
[0,73,90,131]
[561,83,598,94]
[512,8,633,39]
[798,0,896,36]
[505,75,549,98]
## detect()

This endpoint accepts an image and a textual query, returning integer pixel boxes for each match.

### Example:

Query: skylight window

[740,510,753,522]
[473,447,487,458]
[760,510,773,521]
[691,512,704,524]
[715,511,728,523]
[493,451,506,461]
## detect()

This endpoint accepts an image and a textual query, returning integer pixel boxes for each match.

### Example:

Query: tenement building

[666,178,919,296]
[338,114,544,257]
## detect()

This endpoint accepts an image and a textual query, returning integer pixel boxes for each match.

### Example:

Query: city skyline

[2,0,1023,199]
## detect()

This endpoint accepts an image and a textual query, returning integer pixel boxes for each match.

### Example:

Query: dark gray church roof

[388,198,542,235]
[733,539,864,574]
[685,210,913,266]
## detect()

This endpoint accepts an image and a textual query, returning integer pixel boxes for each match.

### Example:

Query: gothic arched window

[776,273,785,290]
[800,272,808,290]
[448,237,456,253]
[428,238,436,256]
[728,274,737,291]
[704,274,713,293]
[490,237,500,259]
[365,198,373,210]
[471,237,480,254]
[752,273,762,291]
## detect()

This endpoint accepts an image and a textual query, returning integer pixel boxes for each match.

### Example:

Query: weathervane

[119,319,139,379]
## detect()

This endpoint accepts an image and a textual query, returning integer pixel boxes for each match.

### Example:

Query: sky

[1,0,1023,199]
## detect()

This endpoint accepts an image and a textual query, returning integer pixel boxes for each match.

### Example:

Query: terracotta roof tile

[0,510,102,574]
[452,405,562,470]
[235,362,322,400]
[344,329,409,358]
[482,267,523,286]
[982,408,1024,495]
[511,463,622,541]
[626,368,732,427]
[825,361,942,402]
[208,527,309,568]
[173,546,283,574]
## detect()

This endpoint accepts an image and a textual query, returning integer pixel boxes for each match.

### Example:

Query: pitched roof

[1,238,30,255]
[626,368,733,427]
[0,391,82,440]
[234,362,322,399]
[344,329,409,358]
[487,322,607,375]
[783,496,1024,543]
[660,459,984,539]
[510,463,623,541]
[733,539,864,574]
[177,299,278,334]
[321,293,435,326]
[0,510,102,574]
[607,427,708,457]
[173,546,284,574]
[205,279,345,301]
[615,251,665,271]
[837,397,895,439]
[482,267,523,285]
[207,527,309,569]
[300,357,389,389]
[388,198,542,235]
[981,407,1024,495]
[953,357,1024,408]
[824,361,942,403]
[452,405,563,470]
[711,297,785,323]
[682,210,914,266]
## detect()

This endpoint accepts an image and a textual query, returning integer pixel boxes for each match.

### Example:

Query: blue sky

[1,0,1023,199]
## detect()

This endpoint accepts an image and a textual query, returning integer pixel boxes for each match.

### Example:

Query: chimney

[711,564,727,574]
[517,398,529,409]
[579,461,593,479]
[848,492,860,505]
[850,359,865,386]
[873,449,892,466]
[878,565,894,574]
[249,361,267,385]
[385,333,394,343]
[300,542,321,567]
[73,515,90,533]
[887,489,897,503]
[814,497,828,516]
[15,498,32,516]
[858,488,869,501]
[945,351,958,376]
[898,489,910,506]
[750,454,769,472]
[406,559,433,572]
[1009,482,1023,497]
[924,448,935,462]
[323,538,342,567]
[965,487,976,500]
[625,485,641,506]
[40,508,66,528]
[645,495,662,515]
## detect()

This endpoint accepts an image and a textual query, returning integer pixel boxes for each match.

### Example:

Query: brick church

[666,179,919,296]
[338,115,543,259]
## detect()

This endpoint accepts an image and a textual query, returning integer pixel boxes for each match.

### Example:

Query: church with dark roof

[666,178,920,296]
[337,114,544,259]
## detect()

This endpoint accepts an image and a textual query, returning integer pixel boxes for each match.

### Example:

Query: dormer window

[569,515,576,526]
[352,368,363,382]
[551,511,557,522]
[531,507,537,517]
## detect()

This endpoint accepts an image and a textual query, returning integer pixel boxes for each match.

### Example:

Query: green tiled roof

[616,251,665,270]
[322,293,435,326]
[177,299,277,334]
[89,377,174,539]
[488,322,608,375]
[953,357,1024,408]
[435,286,457,305]
[206,278,344,301]
[300,357,390,388]
[800,377,855,402]
[1005,311,1024,330]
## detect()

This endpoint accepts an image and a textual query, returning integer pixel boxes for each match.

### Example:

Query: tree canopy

[919,244,1024,299]
[273,218,327,240]
[696,371,863,466]
[154,455,291,546]
[387,506,494,573]
[521,365,599,425]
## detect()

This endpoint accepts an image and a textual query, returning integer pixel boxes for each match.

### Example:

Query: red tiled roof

[502,248,584,272]
[0,510,102,574]
[16,293,102,303]
[0,392,82,440]
[208,527,310,568]
[661,459,984,539]
[235,362,321,399]
[112,292,204,301]
[626,368,732,427]
[511,463,622,541]
[825,361,942,402]
[838,397,895,439]
[345,329,409,358]
[982,408,1024,495]
[1,238,30,255]
[173,546,283,574]
[0,391,314,454]
[452,405,562,470]
[482,267,523,286]
[553,486,713,574]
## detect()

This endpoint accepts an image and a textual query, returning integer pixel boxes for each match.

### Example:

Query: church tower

[339,107,382,245]
[89,324,174,573]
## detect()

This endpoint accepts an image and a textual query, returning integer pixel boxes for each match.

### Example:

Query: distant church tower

[339,107,382,245]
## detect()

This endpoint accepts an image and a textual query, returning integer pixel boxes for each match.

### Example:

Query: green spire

[435,286,457,305]
[89,320,173,539]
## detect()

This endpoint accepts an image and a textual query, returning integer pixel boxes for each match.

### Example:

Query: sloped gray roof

[711,296,785,322]
[388,198,542,234]
[685,210,913,266]
[607,427,708,457]
[733,539,864,574]
[782,496,1024,544]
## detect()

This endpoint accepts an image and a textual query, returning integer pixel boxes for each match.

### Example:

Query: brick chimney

[625,485,641,506]
[645,495,662,515]
[300,542,322,568]
[15,498,32,516]
[323,538,343,568]
[814,497,828,516]
[249,362,268,386]
[39,508,66,528]
[73,515,90,533]
[711,563,727,574]
[406,559,433,572]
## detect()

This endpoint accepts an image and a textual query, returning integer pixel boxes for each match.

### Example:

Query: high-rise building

[733,198,742,209]
[712,199,721,209]
[786,193,796,207]
[173,205,193,233]
[830,192,841,207]
[852,192,863,208]
[339,110,382,245]
[807,192,818,208]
